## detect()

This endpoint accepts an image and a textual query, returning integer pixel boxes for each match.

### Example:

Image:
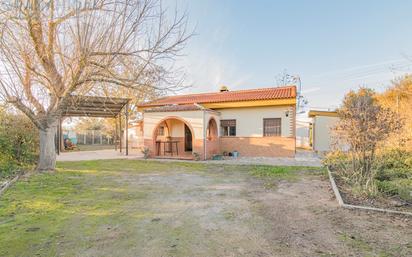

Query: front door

[184,124,193,152]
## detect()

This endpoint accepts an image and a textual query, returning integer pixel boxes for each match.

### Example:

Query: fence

[64,130,114,145]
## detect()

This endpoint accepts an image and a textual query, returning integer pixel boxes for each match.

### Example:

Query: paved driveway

[57,149,321,167]
[57,149,142,161]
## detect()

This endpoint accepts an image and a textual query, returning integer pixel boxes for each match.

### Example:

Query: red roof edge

[138,85,296,107]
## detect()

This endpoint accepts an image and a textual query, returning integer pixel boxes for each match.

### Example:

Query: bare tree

[332,88,401,192]
[275,69,299,87]
[0,0,190,171]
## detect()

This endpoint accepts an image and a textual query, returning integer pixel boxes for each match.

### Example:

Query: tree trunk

[37,122,57,172]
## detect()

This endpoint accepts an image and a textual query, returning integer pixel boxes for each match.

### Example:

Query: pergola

[58,95,131,155]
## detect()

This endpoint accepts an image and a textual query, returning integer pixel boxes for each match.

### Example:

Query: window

[263,118,281,136]
[221,119,236,136]
[157,126,165,136]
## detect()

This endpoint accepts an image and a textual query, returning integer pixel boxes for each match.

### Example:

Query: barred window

[221,119,236,136]
[263,118,281,136]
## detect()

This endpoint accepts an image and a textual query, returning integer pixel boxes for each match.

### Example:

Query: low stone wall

[220,136,295,157]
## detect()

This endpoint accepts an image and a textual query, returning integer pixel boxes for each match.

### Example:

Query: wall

[218,105,295,137]
[218,105,296,157]
[142,106,297,159]
[204,112,221,159]
[220,137,295,157]
[296,119,311,149]
[313,116,339,152]
[128,123,143,151]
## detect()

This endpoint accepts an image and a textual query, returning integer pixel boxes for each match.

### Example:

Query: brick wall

[193,139,204,159]
[205,139,220,159]
[144,139,155,156]
[220,136,295,157]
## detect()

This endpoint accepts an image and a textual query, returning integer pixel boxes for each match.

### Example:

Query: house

[308,110,339,152]
[137,85,297,160]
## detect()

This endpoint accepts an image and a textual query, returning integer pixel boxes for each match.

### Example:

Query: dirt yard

[0,160,410,256]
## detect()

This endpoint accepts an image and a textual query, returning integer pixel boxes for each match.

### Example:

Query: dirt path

[73,167,411,257]
[2,161,410,256]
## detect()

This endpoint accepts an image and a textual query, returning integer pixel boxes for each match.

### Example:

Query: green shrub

[0,107,38,179]
[326,149,412,202]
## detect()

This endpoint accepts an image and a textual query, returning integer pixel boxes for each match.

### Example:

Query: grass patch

[0,159,326,256]
[0,159,238,256]
[251,165,324,181]
[338,232,374,255]
[249,165,325,189]
[56,159,209,173]
[2,160,210,256]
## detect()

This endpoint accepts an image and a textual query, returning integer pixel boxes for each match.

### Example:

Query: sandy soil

[72,167,411,257]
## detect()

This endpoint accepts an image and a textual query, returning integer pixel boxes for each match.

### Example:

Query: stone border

[327,167,412,217]
[0,175,20,197]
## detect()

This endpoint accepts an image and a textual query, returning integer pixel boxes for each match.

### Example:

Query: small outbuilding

[308,110,338,153]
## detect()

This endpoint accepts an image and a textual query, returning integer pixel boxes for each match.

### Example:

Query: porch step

[153,156,194,160]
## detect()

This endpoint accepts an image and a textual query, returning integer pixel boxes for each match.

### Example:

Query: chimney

[219,85,229,92]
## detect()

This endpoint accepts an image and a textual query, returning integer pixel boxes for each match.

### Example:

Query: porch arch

[206,117,218,140]
[151,116,196,157]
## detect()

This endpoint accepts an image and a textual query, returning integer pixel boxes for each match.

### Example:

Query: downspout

[195,103,208,160]
[203,109,207,160]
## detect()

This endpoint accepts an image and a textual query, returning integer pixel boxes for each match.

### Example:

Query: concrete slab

[57,149,143,162]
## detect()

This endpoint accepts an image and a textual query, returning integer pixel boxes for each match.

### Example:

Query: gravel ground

[57,149,322,167]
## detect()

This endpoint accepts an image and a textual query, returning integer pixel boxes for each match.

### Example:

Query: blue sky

[171,0,412,109]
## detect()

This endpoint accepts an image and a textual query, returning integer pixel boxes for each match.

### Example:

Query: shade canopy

[61,95,130,118]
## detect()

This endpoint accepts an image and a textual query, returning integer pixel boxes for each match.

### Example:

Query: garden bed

[332,170,412,213]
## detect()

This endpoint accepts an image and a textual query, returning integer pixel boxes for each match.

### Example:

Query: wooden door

[184,124,193,152]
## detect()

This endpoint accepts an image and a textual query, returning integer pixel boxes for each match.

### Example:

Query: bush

[325,149,412,202]
[0,108,38,179]
[141,147,150,159]
[192,152,201,161]
[375,149,412,202]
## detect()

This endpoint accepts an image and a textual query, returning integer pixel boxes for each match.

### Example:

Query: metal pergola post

[59,118,63,153]
[119,113,122,153]
[56,119,61,155]
[125,101,129,156]
[114,116,118,151]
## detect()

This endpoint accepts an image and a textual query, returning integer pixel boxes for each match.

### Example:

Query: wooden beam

[62,113,117,118]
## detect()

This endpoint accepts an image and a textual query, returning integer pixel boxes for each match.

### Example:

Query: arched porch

[152,117,195,159]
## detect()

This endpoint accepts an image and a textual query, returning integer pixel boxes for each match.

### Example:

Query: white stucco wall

[167,119,184,137]
[218,106,294,137]
[313,116,339,152]
[296,119,310,148]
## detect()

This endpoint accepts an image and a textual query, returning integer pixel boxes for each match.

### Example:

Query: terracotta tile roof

[139,86,296,107]
[144,104,211,113]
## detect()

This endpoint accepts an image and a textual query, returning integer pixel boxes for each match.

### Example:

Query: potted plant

[232,150,239,158]
[192,152,201,161]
